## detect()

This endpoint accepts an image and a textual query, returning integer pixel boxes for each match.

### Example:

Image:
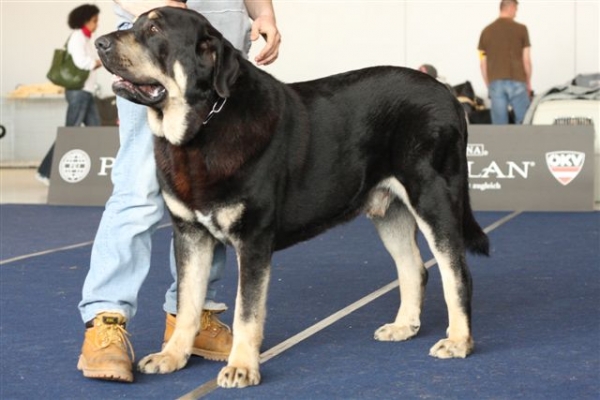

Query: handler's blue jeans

[78,96,226,322]
[489,80,531,124]
[80,3,252,323]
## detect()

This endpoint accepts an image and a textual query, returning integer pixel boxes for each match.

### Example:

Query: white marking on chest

[194,210,225,241]
[163,191,194,221]
[195,203,245,243]
[163,192,244,242]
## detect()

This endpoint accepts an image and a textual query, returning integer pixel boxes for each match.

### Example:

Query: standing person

[37,4,103,186]
[478,0,532,124]
[76,0,281,383]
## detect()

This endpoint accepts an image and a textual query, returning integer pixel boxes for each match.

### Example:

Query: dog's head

[96,7,240,144]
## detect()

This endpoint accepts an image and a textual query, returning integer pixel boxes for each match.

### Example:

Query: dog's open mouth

[112,76,167,106]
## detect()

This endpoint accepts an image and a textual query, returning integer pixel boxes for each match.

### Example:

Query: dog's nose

[95,36,113,53]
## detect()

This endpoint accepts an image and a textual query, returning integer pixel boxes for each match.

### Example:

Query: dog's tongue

[142,84,165,97]
[112,75,165,100]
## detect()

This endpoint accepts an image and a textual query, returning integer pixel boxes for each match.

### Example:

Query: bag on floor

[46,37,89,90]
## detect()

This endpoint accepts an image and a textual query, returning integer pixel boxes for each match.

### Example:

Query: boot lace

[95,321,135,362]
[201,310,230,332]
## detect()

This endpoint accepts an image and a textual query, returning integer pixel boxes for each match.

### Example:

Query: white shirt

[67,29,98,93]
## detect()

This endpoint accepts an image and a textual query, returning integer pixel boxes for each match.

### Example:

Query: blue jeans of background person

[78,95,227,323]
[489,80,531,124]
[66,90,101,127]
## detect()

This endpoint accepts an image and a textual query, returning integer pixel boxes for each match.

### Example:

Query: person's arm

[244,0,281,65]
[479,51,488,87]
[522,46,532,95]
[68,32,98,70]
[113,0,186,18]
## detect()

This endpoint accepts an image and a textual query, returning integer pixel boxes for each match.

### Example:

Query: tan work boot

[77,312,134,383]
[163,310,232,361]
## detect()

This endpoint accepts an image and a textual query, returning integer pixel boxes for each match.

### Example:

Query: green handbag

[46,37,90,90]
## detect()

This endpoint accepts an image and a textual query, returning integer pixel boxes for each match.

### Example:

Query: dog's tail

[460,118,490,256]
[463,203,490,256]
[462,174,490,255]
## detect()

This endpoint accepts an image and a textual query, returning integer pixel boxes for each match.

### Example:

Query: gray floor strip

[0,222,172,265]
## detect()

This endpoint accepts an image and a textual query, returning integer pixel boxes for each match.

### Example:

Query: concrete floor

[0,168,49,204]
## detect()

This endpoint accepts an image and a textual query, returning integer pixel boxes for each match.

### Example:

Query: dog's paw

[217,365,261,388]
[374,323,420,341]
[138,351,189,374]
[429,337,474,359]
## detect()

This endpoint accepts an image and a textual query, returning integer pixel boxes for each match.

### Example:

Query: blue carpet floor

[0,205,598,399]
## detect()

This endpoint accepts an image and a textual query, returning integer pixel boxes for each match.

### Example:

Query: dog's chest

[162,191,244,243]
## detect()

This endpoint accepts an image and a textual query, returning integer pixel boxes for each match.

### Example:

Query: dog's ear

[199,33,240,99]
[213,40,240,98]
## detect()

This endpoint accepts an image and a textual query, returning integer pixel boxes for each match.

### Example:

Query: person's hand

[250,15,281,66]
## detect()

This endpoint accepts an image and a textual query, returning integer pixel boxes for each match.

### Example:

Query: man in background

[478,0,532,124]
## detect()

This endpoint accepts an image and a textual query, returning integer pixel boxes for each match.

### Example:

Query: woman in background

[37,4,102,185]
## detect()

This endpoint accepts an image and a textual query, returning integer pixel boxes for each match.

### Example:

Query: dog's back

[261,67,486,254]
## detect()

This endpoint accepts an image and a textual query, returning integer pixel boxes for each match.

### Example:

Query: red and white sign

[545,151,585,186]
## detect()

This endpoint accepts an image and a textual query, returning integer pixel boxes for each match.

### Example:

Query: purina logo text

[58,149,115,184]
[466,143,489,157]
[466,143,535,191]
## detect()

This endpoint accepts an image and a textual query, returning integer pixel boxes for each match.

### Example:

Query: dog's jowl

[96,7,489,388]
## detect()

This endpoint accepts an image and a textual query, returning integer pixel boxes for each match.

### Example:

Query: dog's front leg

[218,242,271,388]
[139,221,215,374]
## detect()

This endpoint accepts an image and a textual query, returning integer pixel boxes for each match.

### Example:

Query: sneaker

[163,310,232,361]
[77,312,134,383]
[35,173,50,186]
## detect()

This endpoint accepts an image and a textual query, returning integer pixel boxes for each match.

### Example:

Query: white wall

[1,0,599,100]
[254,0,599,97]
[1,0,119,99]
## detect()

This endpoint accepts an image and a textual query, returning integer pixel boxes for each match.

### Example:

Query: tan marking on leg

[383,178,473,358]
[218,257,270,388]
[372,201,425,341]
[138,234,214,373]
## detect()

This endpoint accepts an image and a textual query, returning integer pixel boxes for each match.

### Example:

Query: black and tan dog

[96,7,489,388]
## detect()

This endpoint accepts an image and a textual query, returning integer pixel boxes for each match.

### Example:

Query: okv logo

[59,149,91,183]
[545,151,585,186]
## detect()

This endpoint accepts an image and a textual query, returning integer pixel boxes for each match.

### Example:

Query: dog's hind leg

[386,178,474,359]
[218,241,271,388]
[370,199,427,342]
[138,219,215,374]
